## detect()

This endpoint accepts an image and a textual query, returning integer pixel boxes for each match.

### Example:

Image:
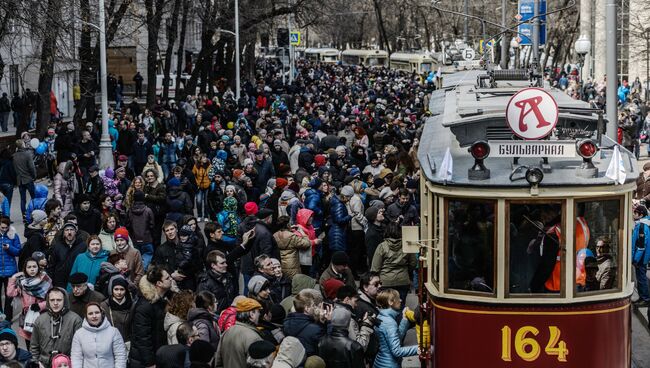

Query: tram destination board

[489,140,576,158]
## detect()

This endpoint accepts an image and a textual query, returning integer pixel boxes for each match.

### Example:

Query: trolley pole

[532,0,540,77]
[606,0,617,140]
[463,0,468,43]
[234,0,241,101]
[500,0,507,69]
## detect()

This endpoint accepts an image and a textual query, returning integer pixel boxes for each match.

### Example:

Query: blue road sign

[518,0,546,46]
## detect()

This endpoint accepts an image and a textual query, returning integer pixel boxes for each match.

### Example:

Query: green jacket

[371,238,417,287]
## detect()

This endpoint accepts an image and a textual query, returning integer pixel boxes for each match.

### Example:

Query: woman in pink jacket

[7,256,52,346]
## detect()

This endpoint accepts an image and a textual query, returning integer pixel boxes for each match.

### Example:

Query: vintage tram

[410,69,635,367]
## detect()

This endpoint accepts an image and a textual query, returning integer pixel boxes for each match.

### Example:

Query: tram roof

[418,70,639,187]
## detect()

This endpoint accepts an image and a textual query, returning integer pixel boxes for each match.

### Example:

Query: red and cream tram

[410,69,635,367]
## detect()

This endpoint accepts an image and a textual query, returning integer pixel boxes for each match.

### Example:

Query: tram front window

[447,199,494,293]
[509,203,562,294]
[576,199,621,293]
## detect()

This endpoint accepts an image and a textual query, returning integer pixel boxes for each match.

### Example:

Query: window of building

[446,199,495,294]
[508,202,563,295]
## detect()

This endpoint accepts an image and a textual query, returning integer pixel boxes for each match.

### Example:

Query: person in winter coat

[373,289,417,368]
[25,184,48,224]
[7,257,51,344]
[282,289,325,357]
[143,169,167,245]
[216,197,241,246]
[53,161,76,217]
[97,212,131,252]
[0,218,21,321]
[74,194,102,236]
[328,189,353,253]
[187,291,220,350]
[241,209,280,291]
[68,235,109,289]
[30,288,83,366]
[71,302,127,368]
[303,179,324,232]
[167,177,193,215]
[13,139,37,221]
[371,222,416,303]
[318,308,365,368]
[197,250,237,314]
[271,336,306,368]
[141,155,164,183]
[274,216,311,279]
[253,149,276,193]
[294,209,321,275]
[163,290,194,345]
[0,328,32,365]
[214,297,264,368]
[633,205,650,306]
[319,251,357,292]
[129,266,174,368]
[365,205,385,265]
[217,295,246,333]
[127,191,155,269]
[100,275,134,344]
[192,155,212,222]
[20,210,48,270]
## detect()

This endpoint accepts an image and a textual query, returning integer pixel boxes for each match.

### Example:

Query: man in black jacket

[240,209,279,293]
[48,222,87,288]
[130,266,174,368]
[318,308,365,367]
[197,250,236,314]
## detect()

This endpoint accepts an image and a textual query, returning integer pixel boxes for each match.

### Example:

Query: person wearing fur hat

[0,328,32,365]
[30,288,83,366]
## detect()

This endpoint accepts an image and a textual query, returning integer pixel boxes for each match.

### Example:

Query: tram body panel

[431,297,631,368]
[412,69,638,367]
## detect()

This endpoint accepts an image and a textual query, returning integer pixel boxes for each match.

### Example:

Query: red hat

[314,154,327,168]
[114,227,129,241]
[276,178,288,189]
[244,202,259,216]
[322,278,345,300]
[118,155,128,162]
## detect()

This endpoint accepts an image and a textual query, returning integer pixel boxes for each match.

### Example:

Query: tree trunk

[145,0,165,107]
[174,0,190,97]
[162,0,181,101]
[373,0,391,54]
[33,0,59,139]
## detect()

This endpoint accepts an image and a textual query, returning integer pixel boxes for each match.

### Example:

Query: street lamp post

[646,28,650,102]
[97,0,113,170]
[574,35,591,101]
[234,0,240,101]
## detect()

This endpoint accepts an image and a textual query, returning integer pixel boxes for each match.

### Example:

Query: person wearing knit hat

[51,353,72,368]
[257,208,274,222]
[247,340,276,365]
[276,178,288,190]
[339,185,354,198]
[248,275,270,296]
[0,327,31,365]
[322,278,345,300]
[189,339,216,367]
[320,251,356,291]
[114,226,129,241]
[365,206,381,224]
[168,177,181,188]
[62,221,78,232]
[308,177,322,190]
[304,355,326,368]
[244,158,254,167]
[244,202,259,216]
[30,209,47,225]
[314,154,327,168]
[232,169,245,181]
[179,224,194,238]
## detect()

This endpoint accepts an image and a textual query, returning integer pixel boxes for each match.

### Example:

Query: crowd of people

[0,59,428,368]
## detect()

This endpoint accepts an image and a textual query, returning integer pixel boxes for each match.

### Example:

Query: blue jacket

[0,196,8,219]
[632,218,650,265]
[0,227,21,277]
[253,159,275,193]
[373,308,417,368]
[26,184,49,223]
[303,188,323,230]
[283,312,324,357]
[67,249,110,290]
[327,195,351,252]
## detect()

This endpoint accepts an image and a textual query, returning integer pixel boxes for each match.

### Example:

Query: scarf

[108,294,132,311]
[222,197,239,237]
[18,272,52,300]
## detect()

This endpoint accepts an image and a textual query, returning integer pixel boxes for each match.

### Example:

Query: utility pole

[234,0,241,101]
[463,0,468,43]
[500,0,507,69]
[98,0,113,170]
[532,0,540,78]
[606,0,617,140]
[288,0,294,84]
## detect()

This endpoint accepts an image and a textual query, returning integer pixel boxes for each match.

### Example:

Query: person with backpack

[632,205,650,307]
[187,291,220,350]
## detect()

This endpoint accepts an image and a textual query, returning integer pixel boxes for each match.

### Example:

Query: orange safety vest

[545,218,590,291]
[574,217,591,287]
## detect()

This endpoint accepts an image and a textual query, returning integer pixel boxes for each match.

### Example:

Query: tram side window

[509,203,562,294]
[447,200,494,293]
[576,200,620,293]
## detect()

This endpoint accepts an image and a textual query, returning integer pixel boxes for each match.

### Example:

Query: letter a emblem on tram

[506,88,559,140]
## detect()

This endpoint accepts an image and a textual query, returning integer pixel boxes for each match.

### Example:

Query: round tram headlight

[469,140,490,160]
[525,167,544,185]
[576,139,599,159]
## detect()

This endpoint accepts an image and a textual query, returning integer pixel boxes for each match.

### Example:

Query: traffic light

[277,28,289,47]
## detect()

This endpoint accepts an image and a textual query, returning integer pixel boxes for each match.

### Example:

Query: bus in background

[389,52,436,73]
[341,49,389,68]
[304,48,340,64]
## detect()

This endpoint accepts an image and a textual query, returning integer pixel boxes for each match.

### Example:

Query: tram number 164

[501,325,569,362]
